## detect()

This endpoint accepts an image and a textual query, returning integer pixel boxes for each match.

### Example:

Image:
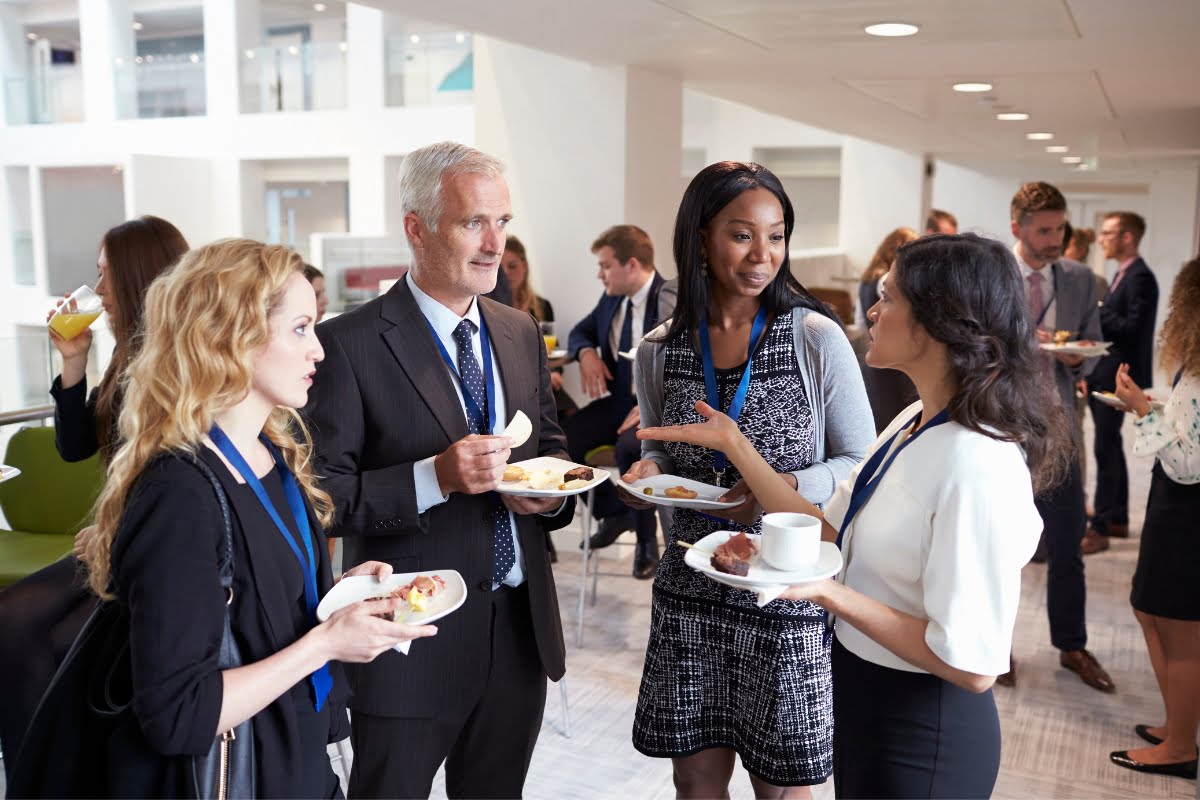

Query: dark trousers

[1035,457,1087,651]
[347,585,547,799]
[1088,396,1129,533]
[563,395,658,549]
[832,639,1000,799]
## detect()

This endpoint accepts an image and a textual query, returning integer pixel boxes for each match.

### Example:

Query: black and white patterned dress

[632,312,832,786]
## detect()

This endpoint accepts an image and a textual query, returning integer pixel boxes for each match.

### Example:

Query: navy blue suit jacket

[567,272,666,393]
[1091,257,1159,389]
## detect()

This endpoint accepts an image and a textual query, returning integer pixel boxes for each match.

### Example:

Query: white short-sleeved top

[824,401,1043,676]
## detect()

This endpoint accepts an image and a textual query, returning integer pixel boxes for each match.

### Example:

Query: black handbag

[8,453,257,799]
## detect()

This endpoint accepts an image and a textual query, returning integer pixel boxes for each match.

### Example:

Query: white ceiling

[364,0,1200,183]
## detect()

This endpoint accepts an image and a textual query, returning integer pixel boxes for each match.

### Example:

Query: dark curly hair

[891,233,1072,493]
[655,161,834,345]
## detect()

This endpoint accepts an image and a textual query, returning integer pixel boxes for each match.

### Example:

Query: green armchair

[0,426,105,587]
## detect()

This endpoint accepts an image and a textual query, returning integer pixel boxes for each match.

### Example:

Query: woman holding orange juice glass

[0,215,188,778]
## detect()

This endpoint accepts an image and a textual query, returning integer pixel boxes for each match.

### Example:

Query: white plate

[619,347,638,362]
[1039,341,1112,357]
[616,474,741,510]
[1090,390,1166,414]
[547,349,568,360]
[0,465,20,484]
[316,570,467,653]
[494,456,611,498]
[683,531,843,590]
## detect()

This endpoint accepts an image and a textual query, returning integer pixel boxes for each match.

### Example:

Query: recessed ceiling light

[26,32,38,40]
[190,53,200,63]
[864,23,919,37]
[1026,132,1054,140]
[455,33,466,44]
[952,82,992,93]
[410,34,421,44]
[1061,156,1083,164]
[1076,163,1092,171]
[313,3,327,11]
[132,21,144,31]
[1046,145,1069,153]
[996,112,1029,121]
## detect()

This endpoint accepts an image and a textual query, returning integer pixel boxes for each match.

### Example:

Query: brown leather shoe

[1081,529,1110,554]
[1106,522,1130,538]
[1060,649,1116,692]
[995,654,1016,687]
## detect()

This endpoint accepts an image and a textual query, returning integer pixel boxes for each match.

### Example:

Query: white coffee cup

[760,512,821,571]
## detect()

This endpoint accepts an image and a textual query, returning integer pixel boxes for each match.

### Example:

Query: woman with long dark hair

[642,233,1069,798]
[0,216,187,774]
[622,161,873,798]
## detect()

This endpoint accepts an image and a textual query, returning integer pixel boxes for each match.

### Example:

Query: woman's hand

[780,578,835,606]
[314,596,438,663]
[339,560,393,583]
[637,400,742,454]
[618,459,663,509]
[47,294,93,369]
[1114,363,1151,417]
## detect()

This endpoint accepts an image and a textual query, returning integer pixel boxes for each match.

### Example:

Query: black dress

[1130,461,1200,620]
[110,450,348,798]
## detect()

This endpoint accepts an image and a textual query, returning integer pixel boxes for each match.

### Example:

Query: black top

[539,295,555,323]
[110,448,347,798]
[49,375,102,462]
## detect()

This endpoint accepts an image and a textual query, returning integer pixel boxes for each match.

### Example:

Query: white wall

[126,154,216,246]
[837,137,924,277]
[931,159,1015,242]
[1144,166,1200,385]
[41,166,125,295]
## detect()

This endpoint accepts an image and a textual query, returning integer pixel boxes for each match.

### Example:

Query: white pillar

[346,2,384,114]
[79,0,135,122]
[624,67,683,278]
[203,0,260,118]
[349,151,387,234]
[0,6,25,127]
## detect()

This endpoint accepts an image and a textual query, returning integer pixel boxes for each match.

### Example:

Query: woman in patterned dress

[621,161,873,798]
[1107,256,1200,780]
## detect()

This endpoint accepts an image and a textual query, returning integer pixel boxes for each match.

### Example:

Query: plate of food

[316,569,467,653]
[616,474,741,510]
[0,465,21,484]
[494,456,610,498]
[682,531,842,590]
[1038,332,1111,357]
[1090,389,1167,414]
[547,349,568,360]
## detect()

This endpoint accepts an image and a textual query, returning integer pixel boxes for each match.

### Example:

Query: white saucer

[683,531,842,590]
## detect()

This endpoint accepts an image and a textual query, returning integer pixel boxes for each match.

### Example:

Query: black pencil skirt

[832,637,1001,799]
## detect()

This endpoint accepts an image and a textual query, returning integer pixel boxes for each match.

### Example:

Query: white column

[0,6,25,127]
[346,2,384,113]
[79,0,135,121]
[349,151,387,234]
[203,0,260,118]
[623,67,683,278]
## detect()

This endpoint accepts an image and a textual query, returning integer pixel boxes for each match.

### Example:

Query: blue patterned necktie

[451,320,516,585]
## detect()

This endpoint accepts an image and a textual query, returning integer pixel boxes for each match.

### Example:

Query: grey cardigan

[636,307,874,507]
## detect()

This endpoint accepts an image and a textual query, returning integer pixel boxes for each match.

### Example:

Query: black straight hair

[655,161,835,345]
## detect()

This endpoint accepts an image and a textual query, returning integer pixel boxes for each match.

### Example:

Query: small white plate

[1090,390,1166,414]
[616,474,741,510]
[1039,341,1112,357]
[683,531,843,590]
[619,347,638,362]
[494,456,610,498]
[316,570,467,653]
[0,465,21,484]
[547,349,568,360]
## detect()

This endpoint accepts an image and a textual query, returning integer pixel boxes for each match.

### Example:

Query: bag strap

[185,451,235,589]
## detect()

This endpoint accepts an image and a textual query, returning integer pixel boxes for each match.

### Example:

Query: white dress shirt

[408,273,526,587]
[824,401,1043,676]
[607,273,655,361]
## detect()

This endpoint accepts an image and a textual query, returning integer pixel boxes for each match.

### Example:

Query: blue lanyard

[208,425,332,711]
[427,314,496,434]
[824,407,950,641]
[699,305,769,477]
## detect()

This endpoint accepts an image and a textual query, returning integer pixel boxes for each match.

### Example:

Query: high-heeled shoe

[1109,750,1197,779]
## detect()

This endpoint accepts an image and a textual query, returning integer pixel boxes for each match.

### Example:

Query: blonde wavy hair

[84,239,333,598]
[1159,255,1200,378]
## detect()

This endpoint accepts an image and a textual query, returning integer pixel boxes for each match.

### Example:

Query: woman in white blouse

[639,234,1071,798]
[1107,256,1200,781]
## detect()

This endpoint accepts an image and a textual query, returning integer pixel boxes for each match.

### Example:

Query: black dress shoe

[583,513,633,550]
[1135,724,1164,745]
[1109,750,1198,779]
[633,542,660,580]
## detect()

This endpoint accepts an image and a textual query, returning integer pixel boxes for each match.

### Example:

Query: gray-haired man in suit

[998,181,1115,693]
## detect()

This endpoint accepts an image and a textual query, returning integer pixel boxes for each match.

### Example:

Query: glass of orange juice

[48,285,104,340]
[539,321,557,355]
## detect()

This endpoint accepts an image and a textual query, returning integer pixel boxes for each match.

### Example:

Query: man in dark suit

[996,182,1115,693]
[1084,211,1159,554]
[304,141,572,799]
[565,224,666,579]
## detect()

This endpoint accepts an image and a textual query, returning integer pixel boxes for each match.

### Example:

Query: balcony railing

[120,52,207,118]
[385,33,472,107]
[3,64,84,125]
[241,41,347,114]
